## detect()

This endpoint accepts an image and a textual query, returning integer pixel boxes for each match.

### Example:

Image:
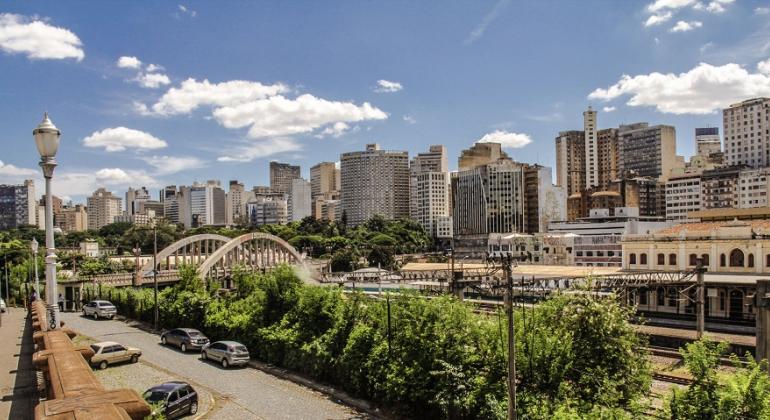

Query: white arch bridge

[77,233,315,287]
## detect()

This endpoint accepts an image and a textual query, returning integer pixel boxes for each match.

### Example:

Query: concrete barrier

[30,300,151,419]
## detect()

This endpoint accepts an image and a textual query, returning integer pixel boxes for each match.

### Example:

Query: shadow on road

[3,311,38,419]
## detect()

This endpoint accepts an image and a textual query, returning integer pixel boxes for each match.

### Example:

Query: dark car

[160,328,210,352]
[143,381,198,419]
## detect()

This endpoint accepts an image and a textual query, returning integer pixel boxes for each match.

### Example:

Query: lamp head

[31,238,38,253]
[33,112,61,159]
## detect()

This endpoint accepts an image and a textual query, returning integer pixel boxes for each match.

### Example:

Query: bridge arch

[196,232,313,282]
[140,234,232,274]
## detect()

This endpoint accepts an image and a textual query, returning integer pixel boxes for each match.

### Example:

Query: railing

[29,300,150,419]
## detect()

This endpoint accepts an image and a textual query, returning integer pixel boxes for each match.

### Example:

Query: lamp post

[152,222,158,331]
[31,238,39,299]
[33,113,62,329]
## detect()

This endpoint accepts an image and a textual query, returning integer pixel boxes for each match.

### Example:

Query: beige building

[339,143,409,226]
[58,204,88,232]
[723,97,770,167]
[310,162,340,219]
[87,188,122,230]
[411,145,450,237]
[458,142,510,172]
[555,130,586,197]
[618,123,678,182]
[269,161,301,194]
[225,180,252,225]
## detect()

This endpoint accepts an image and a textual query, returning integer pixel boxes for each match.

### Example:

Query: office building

[618,123,678,181]
[665,173,702,222]
[125,187,150,215]
[270,161,301,194]
[701,166,742,210]
[411,145,450,236]
[0,180,36,229]
[737,167,770,209]
[555,130,586,197]
[310,162,340,198]
[696,127,721,157]
[225,180,251,226]
[314,191,340,221]
[524,165,566,233]
[288,178,312,222]
[584,106,599,187]
[458,142,510,172]
[247,198,288,226]
[58,204,88,232]
[186,180,226,227]
[87,188,122,230]
[567,176,664,221]
[723,97,770,167]
[340,143,409,226]
[161,186,180,224]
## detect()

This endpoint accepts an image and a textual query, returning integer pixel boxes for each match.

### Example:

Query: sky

[1,0,770,203]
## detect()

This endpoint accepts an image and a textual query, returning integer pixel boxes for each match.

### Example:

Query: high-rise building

[415,171,451,237]
[723,98,770,167]
[125,187,150,215]
[288,178,312,222]
[618,123,677,181]
[737,167,770,209]
[58,204,88,232]
[340,143,409,226]
[0,180,36,229]
[458,142,510,171]
[597,128,619,188]
[410,145,448,222]
[270,161,301,194]
[665,173,702,222]
[161,186,180,224]
[696,127,721,157]
[247,198,288,226]
[584,106,599,188]
[310,162,339,198]
[87,188,122,230]
[225,180,250,226]
[701,166,742,210]
[313,191,340,221]
[555,130,586,197]
[186,180,226,227]
[523,165,566,233]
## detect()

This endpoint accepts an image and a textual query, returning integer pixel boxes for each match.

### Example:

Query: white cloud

[136,72,171,89]
[703,0,734,13]
[670,20,702,32]
[117,56,141,69]
[0,160,37,178]
[465,0,511,45]
[142,155,205,175]
[315,122,352,138]
[403,115,417,124]
[645,12,673,26]
[178,4,197,18]
[602,106,617,112]
[0,13,84,61]
[374,79,403,93]
[146,78,289,115]
[756,7,770,15]
[475,130,532,149]
[212,93,388,138]
[588,61,770,115]
[647,0,696,13]
[700,42,715,53]
[146,63,163,72]
[83,127,168,152]
[217,138,302,162]
[758,58,770,75]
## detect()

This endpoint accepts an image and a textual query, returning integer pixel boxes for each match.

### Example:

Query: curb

[247,360,384,419]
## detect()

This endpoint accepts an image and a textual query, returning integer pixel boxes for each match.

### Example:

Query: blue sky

[1,0,769,203]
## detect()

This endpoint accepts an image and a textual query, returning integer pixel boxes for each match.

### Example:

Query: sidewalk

[0,307,38,420]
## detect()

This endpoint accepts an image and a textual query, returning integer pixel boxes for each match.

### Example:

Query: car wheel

[131,355,139,363]
[189,401,198,415]
[99,360,108,370]
[82,309,87,316]
[201,351,208,360]
[93,312,98,320]
[222,358,229,368]
[161,336,167,345]
[180,343,187,352]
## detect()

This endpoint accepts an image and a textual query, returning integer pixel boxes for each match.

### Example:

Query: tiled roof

[655,219,770,235]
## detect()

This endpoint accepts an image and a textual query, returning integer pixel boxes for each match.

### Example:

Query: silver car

[201,341,250,368]
[82,300,117,320]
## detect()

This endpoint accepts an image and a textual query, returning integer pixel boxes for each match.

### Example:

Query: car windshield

[143,390,168,403]
[90,344,101,353]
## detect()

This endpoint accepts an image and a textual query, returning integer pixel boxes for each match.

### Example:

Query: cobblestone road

[61,312,363,419]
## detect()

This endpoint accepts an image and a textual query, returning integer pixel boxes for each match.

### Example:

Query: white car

[82,300,117,320]
[0,299,6,312]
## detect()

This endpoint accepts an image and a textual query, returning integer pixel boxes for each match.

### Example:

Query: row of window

[629,249,764,268]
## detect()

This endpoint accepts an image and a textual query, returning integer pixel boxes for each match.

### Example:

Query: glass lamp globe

[32,112,61,159]
[31,238,39,253]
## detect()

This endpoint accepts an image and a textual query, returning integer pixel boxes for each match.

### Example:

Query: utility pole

[696,257,706,340]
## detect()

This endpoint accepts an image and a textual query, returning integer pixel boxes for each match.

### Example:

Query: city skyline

[0,1,769,202]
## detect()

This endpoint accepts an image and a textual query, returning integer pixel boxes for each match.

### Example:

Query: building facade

[584,106,599,188]
[87,188,122,230]
[58,204,88,232]
[723,97,770,167]
[225,180,250,226]
[411,145,450,237]
[665,173,702,222]
[288,178,312,222]
[555,130,586,197]
[457,142,510,172]
[310,162,340,219]
[696,127,721,157]
[125,187,150,216]
[0,180,36,229]
[701,166,742,210]
[618,123,677,181]
[737,167,770,209]
[247,198,288,226]
[340,144,409,226]
[270,161,301,194]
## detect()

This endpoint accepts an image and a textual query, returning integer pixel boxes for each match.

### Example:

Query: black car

[143,381,198,419]
[160,328,210,352]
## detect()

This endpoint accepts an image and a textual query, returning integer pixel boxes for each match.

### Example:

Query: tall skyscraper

[310,162,339,198]
[410,145,450,237]
[186,180,226,227]
[410,145,448,220]
[0,180,36,229]
[584,106,599,188]
[162,185,181,224]
[340,143,409,226]
[288,178,312,222]
[458,142,510,171]
[225,180,250,225]
[723,98,770,167]
[618,123,677,181]
[87,188,122,230]
[695,127,721,157]
[269,161,301,194]
[555,130,586,197]
[125,187,150,215]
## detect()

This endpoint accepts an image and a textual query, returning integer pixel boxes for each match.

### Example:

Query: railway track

[652,372,692,385]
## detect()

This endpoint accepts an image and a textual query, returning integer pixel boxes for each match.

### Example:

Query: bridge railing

[29,300,151,419]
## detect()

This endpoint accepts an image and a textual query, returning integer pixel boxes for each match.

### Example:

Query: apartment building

[87,188,122,230]
[0,180,36,229]
[58,204,88,232]
[700,166,742,210]
[269,161,301,194]
[665,173,702,222]
[618,123,678,181]
[723,97,770,167]
[411,145,450,237]
[737,167,770,209]
[288,178,312,222]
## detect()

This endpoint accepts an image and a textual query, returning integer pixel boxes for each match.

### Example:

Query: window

[720,253,726,267]
[689,254,697,266]
[669,253,677,266]
[657,253,665,265]
[640,289,648,305]
[766,254,770,267]
[668,288,678,306]
[749,254,755,268]
[629,253,636,264]
[729,249,745,267]
[702,254,709,266]
[640,253,647,264]
[657,287,665,306]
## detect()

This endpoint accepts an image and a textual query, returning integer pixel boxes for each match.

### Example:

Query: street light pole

[33,113,62,330]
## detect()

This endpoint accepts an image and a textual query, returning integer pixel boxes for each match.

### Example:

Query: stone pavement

[0,307,38,420]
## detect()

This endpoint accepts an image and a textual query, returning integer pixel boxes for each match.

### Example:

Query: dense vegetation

[85,265,654,419]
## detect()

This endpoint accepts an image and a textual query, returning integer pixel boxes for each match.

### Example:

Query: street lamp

[31,238,39,300]
[33,112,61,329]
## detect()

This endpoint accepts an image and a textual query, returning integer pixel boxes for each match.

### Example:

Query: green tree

[367,246,396,270]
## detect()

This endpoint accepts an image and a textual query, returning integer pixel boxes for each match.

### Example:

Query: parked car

[161,328,210,352]
[201,340,250,368]
[143,381,198,419]
[0,298,6,312]
[90,341,141,369]
[82,300,117,320]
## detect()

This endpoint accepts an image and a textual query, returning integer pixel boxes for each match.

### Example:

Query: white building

[723,97,770,167]
[184,180,226,228]
[695,127,721,157]
[247,198,288,226]
[665,173,702,222]
[415,171,451,238]
[288,178,312,222]
[737,167,770,209]
[87,188,122,230]
[410,145,448,221]
[125,187,150,216]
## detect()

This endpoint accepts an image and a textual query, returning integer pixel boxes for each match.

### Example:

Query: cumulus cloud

[374,79,403,93]
[603,106,617,112]
[475,130,532,149]
[136,72,171,88]
[0,13,84,61]
[645,12,673,26]
[670,20,702,32]
[588,61,770,114]
[117,56,141,69]
[83,127,168,152]
[145,78,289,115]
[700,0,734,13]
[315,122,353,138]
[647,0,697,13]
[758,58,770,75]
[0,160,37,178]
[212,93,388,138]
[146,63,163,72]
[403,115,417,124]
[756,7,770,15]
[217,138,302,162]
[137,155,203,175]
